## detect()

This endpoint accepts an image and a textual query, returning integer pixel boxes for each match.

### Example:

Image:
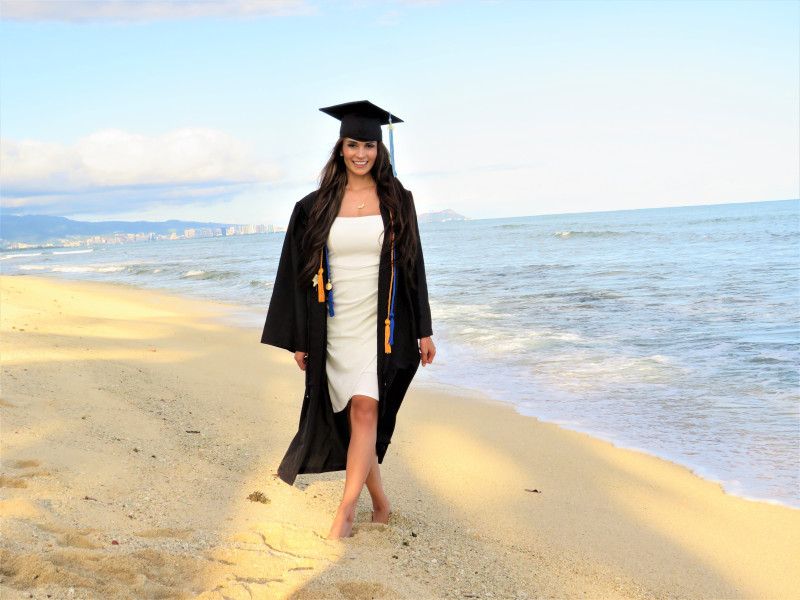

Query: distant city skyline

[1,220,285,251]
[1,0,797,225]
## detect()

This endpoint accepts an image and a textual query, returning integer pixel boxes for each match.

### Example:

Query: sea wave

[15,264,126,273]
[181,269,236,280]
[553,230,628,238]
[495,223,536,230]
[52,265,125,273]
[1,252,42,260]
[249,280,274,288]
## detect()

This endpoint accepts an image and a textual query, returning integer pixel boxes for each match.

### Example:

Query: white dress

[326,214,384,413]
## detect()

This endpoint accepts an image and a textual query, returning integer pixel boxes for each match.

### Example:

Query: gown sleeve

[407,191,433,339]
[261,202,309,353]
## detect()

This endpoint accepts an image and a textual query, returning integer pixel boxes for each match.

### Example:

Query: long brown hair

[299,138,418,285]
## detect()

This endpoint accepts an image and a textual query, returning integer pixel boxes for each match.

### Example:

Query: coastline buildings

[3,210,462,251]
[2,223,286,251]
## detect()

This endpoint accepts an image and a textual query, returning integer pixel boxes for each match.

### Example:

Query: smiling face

[341,138,378,179]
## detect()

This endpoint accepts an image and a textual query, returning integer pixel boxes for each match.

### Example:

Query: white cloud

[0,0,314,23]
[1,127,283,215]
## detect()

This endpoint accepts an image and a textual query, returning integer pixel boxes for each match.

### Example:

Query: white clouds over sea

[1,128,282,214]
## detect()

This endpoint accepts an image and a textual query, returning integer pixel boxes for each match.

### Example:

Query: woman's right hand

[294,351,308,371]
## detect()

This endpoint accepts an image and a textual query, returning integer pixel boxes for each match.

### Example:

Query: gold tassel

[317,249,325,303]
[384,318,392,354]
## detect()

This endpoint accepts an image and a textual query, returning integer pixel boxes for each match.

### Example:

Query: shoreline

[2,274,799,599]
[404,347,800,512]
[429,379,800,511]
[7,271,800,512]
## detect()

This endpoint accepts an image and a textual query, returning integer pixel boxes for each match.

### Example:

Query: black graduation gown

[261,189,433,485]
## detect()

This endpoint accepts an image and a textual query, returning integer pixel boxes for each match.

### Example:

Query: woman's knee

[349,395,377,428]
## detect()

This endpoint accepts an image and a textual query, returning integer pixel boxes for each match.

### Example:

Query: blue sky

[1,0,797,225]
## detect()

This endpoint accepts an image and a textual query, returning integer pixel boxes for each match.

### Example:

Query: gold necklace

[357,203,366,209]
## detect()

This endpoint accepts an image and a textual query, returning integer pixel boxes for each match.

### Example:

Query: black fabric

[261,189,432,485]
[340,113,382,142]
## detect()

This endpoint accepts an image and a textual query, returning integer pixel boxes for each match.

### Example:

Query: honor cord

[324,245,334,317]
[385,214,396,353]
[389,244,396,345]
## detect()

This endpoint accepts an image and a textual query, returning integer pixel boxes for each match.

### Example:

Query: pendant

[325,282,332,290]
[357,203,366,209]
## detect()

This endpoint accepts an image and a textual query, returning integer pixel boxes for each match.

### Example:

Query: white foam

[52,249,94,255]
[1,252,42,260]
[51,265,125,273]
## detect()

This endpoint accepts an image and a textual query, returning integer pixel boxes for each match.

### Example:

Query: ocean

[3,199,798,508]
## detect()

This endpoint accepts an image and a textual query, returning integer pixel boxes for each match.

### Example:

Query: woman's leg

[327,395,378,539]
[365,455,391,524]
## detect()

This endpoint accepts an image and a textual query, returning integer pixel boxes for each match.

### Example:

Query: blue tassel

[389,114,397,177]
[324,245,334,317]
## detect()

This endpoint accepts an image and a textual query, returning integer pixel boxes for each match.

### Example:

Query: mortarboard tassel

[388,114,397,177]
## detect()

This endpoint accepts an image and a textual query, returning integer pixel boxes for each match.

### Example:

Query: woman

[261,101,435,539]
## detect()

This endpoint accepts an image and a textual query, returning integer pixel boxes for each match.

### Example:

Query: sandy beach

[1,274,798,600]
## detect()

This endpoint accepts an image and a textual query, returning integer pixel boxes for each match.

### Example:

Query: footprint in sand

[2,546,207,599]
[0,475,28,488]
[56,532,100,549]
[338,581,396,599]
[5,458,55,479]
[136,527,192,540]
[286,581,397,600]
[38,522,94,536]
[0,497,47,519]
[349,523,394,548]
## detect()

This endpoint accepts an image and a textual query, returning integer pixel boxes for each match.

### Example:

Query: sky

[1,0,798,225]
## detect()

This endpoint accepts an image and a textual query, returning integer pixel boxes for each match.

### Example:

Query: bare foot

[372,499,392,524]
[327,504,355,540]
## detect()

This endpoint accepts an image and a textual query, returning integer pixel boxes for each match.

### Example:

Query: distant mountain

[418,209,469,224]
[0,215,236,245]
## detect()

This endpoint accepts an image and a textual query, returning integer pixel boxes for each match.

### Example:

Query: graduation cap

[319,100,403,176]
